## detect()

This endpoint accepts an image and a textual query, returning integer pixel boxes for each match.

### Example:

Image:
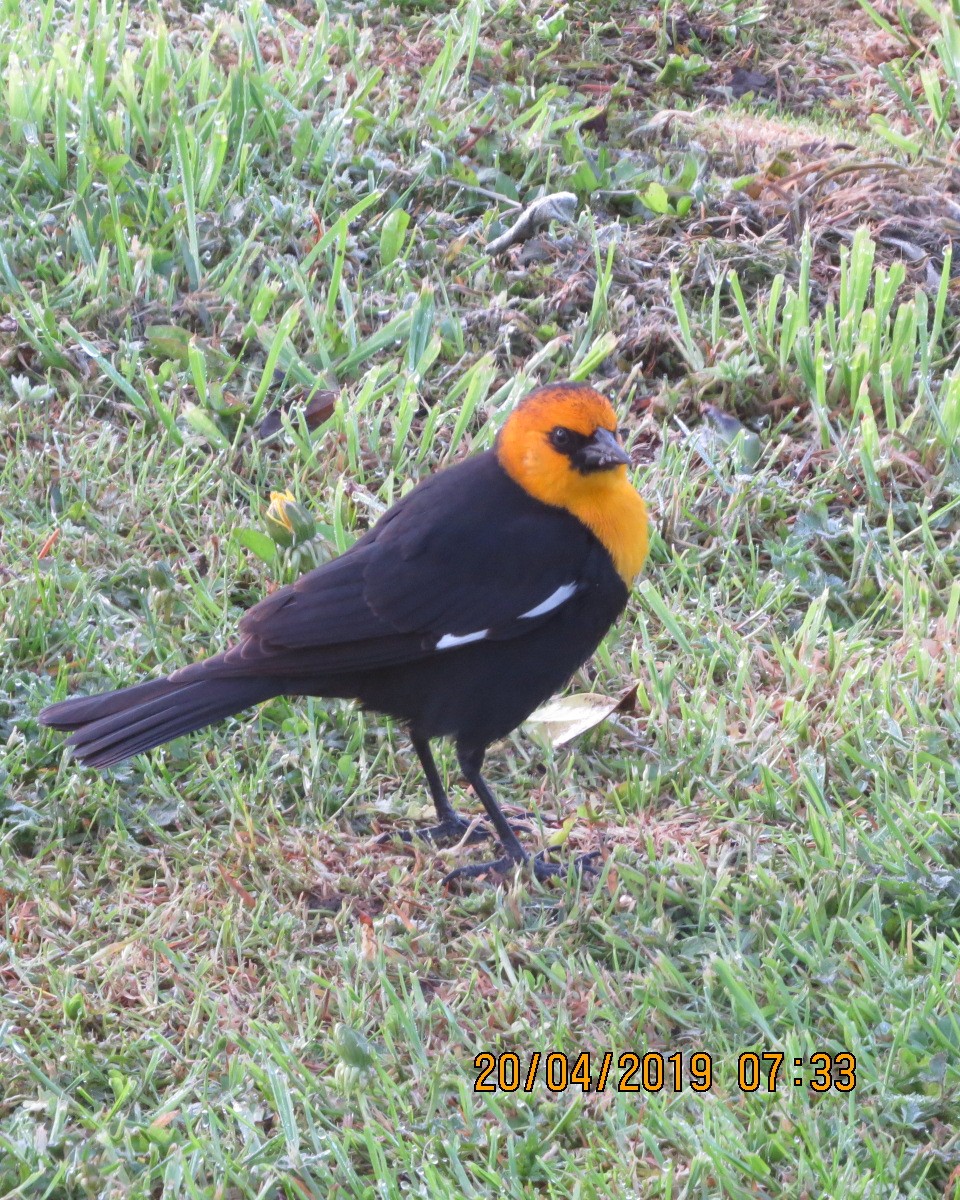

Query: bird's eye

[550,427,572,450]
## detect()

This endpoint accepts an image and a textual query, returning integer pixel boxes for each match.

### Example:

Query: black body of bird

[40,383,650,882]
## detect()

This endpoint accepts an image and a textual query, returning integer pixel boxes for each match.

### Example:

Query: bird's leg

[458,747,528,860]
[376,736,489,846]
[411,736,491,844]
[442,746,601,887]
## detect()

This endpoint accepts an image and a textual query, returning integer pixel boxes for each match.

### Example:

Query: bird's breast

[573,485,650,586]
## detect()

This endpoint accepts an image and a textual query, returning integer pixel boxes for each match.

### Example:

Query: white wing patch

[435,583,577,650]
[519,582,578,620]
[436,629,489,650]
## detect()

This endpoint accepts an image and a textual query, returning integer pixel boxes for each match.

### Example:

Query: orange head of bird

[495,382,649,584]
[496,383,630,504]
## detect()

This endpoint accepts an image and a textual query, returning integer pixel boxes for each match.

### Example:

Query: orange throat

[564,472,650,585]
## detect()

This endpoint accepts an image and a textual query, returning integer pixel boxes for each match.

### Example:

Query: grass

[4,0,960,1196]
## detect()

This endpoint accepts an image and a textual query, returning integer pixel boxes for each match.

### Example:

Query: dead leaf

[526,685,637,747]
[37,528,60,560]
[484,192,578,257]
[149,1110,180,1130]
[358,911,377,961]
[729,68,775,99]
[863,34,906,67]
[257,389,338,440]
[217,864,255,909]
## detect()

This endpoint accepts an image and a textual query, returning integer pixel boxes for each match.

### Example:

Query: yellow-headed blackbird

[40,383,650,882]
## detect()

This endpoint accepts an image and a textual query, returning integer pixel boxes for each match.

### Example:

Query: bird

[40,382,650,884]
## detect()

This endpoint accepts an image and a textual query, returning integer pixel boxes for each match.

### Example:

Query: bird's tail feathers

[40,671,279,768]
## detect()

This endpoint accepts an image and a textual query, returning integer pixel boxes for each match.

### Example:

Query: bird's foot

[442,849,602,888]
[529,850,602,882]
[376,812,534,849]
[375,815,491,848]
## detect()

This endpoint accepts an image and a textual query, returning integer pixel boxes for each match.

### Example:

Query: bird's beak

[580,427,630,470]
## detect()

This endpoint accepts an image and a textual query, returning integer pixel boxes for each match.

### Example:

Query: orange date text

[473,1051,714,1093]
[472,1051,857,1094]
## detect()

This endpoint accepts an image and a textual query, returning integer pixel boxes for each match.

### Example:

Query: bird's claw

[530,849,602,882]
[375,812,535,849]
[375,816,491,848]
[442,849,602,888]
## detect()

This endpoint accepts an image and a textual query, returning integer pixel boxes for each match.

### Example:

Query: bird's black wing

[221,453,600,678]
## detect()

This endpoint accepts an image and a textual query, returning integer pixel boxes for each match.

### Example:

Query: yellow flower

[267,489,295,531]
[265,490,316,547]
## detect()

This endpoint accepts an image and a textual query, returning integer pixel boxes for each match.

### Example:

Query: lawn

[5,0,960,1196]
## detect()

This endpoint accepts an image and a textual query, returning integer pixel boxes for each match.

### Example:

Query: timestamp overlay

[473,1050,857,1095]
